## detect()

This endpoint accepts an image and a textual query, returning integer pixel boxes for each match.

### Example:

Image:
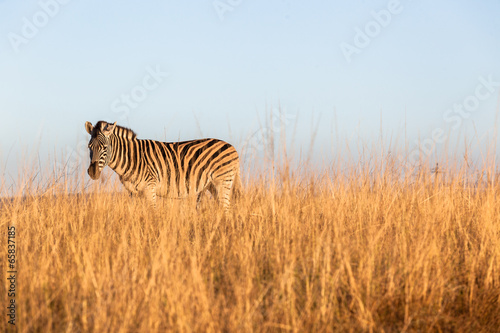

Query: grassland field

[1,155,500,332]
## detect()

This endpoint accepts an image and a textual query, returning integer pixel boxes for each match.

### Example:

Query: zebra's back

[149,138,240,202]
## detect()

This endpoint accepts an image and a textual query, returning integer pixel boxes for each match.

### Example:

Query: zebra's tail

[232,170,243,199]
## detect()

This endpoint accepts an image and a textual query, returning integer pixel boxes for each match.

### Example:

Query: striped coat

[85,121,241,209]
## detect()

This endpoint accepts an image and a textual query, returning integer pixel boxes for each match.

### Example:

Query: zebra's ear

[85,121,93,135]
[103,121,117,136]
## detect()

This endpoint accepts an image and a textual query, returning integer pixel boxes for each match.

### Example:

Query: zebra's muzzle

[88,162,101,180]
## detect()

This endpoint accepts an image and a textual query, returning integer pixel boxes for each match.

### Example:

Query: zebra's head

[85,121,117,180]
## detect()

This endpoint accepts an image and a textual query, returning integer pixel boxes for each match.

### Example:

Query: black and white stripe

[85,121,241,209]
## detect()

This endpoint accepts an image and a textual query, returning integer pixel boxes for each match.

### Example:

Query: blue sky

[1,0,500,191]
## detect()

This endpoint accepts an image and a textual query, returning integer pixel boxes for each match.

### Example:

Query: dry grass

[1,157,500,332]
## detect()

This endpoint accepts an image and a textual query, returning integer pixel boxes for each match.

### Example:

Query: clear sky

[1,0,500,191]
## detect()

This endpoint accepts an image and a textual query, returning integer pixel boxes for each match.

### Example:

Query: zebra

[85,120,241,210]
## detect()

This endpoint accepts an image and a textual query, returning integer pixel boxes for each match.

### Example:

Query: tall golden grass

[1,149,500,332]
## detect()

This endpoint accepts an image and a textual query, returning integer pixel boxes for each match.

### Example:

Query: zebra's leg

[145,184,157,209]
[206,182,217,199]
[196,183,215,210]
[196,192,202,208]
[212,179,233,211]
[196,191,205,210]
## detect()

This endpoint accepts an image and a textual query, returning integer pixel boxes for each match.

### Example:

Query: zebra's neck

[108,134,138,177]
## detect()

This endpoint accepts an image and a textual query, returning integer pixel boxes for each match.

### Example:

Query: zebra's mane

[93,121,137,140]
[113,124,137,140]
